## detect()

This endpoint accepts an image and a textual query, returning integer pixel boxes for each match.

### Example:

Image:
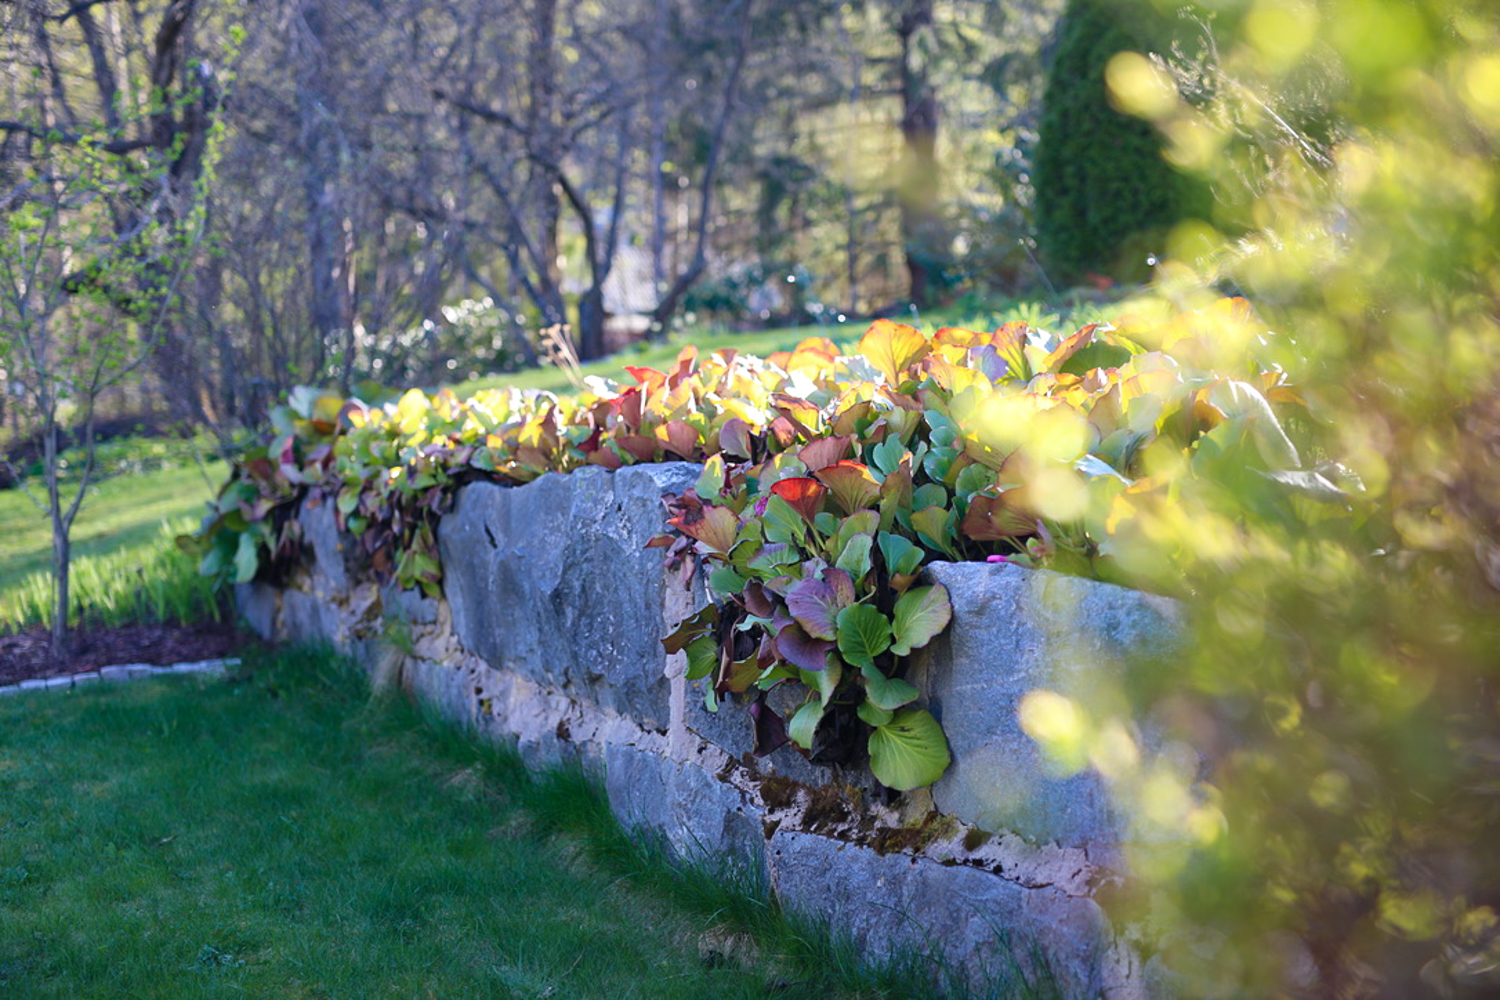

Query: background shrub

[1033,0,1208,282]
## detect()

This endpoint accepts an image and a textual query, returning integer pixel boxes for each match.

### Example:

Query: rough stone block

[280,587,343,647]
[234,582,280,640]
[767,827,1120,997]
[438,463,701,729]
[402,657,476,730]
[298,496,364,595]
[913,562,1179,847]
[379,582,438,627]
[604,743,766,880]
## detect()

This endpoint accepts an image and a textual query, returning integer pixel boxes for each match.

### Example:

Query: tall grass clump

[0,519,224,633]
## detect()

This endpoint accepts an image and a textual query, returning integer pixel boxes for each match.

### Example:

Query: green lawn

[0,461,224,595]
[0,649,949,999]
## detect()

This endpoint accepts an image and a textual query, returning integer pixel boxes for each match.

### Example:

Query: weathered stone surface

[402,657,476,729]
[280,587,343,646]
[379,582,438,626]
[438,464,700,729]
[234,582,279,640]
[913,561,1179,847]
[767,828,1127,997]
[604,743,766,879]
[299,497,359,595]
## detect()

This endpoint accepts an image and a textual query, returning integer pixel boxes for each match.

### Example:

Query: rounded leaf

[868,708,952,791]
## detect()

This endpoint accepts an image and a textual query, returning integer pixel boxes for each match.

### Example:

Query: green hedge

[1033,0,1208,282]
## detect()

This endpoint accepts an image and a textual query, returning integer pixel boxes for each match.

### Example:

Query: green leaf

[911,505,958,557]
[860,664,919,711]
[801,659,843,706]
[696,454,726,498]
[868,708,952,790]
[890,585,953,656]
[836,604,892,669]
[877,532,924,577]
[761,494,808,545]
[857,700,894,728]
[788,701,824,750]
[232,531,259,584]
[834,532,874,581]
[709,565,748,596]
[685,635,717,680]
[870,436,905,477]
[913,483,949,511]
[953,462,995,498]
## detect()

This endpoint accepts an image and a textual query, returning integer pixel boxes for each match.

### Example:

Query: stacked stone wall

[237,464,1180,997]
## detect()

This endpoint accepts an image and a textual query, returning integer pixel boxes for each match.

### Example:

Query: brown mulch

[0,621,253,686]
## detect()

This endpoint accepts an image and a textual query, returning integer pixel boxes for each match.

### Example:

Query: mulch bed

[0,621,253,686]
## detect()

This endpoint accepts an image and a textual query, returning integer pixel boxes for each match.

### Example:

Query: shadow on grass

[251,646,1066,1000]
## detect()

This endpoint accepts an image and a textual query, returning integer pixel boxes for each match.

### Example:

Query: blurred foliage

[1033,0,1211,282]
[1018,0,1500,995]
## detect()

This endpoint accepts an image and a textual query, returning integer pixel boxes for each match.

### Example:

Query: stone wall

[236,464,1179,998]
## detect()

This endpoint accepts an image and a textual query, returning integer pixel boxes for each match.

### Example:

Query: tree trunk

[43,420,69,658]
[527,0,562,295]
[294,0,355,391]
[896,0,939,310]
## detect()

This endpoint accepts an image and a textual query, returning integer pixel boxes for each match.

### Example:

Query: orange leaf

[815,461,882,515]
[771,477,827,523]
[858,319,930,385]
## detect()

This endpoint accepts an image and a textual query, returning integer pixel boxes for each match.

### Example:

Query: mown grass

[0,647,1052,999]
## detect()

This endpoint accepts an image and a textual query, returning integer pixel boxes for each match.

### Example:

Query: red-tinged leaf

[624,366,666,391]
[772,395,821,439]
[719,418,753,459]
[742,579,775,618]
[587,447,624,470]
[960,489,1039,540]
[720,652,762,694]
[823,567,857,607]
[750,696,789,756]
[616,434,660,463]
[667,344,699,388]
[858,319,930,385]
[771,477,827,523]
[1040,324,1099,374]
[798,435,852,473]
[776,623,835,673]
[768,415,799,447]
[644,533,674,549]
[668,502,740,554]
[785,572,854,640]
[619,387,644,431]
[815,461,882,515]
[661,419,701,459]
[662,603,719,654]
[244,456,277,483]
[831,400,874,437]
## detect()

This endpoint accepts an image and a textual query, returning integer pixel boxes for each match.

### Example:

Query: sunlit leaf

[890,585,952,656]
